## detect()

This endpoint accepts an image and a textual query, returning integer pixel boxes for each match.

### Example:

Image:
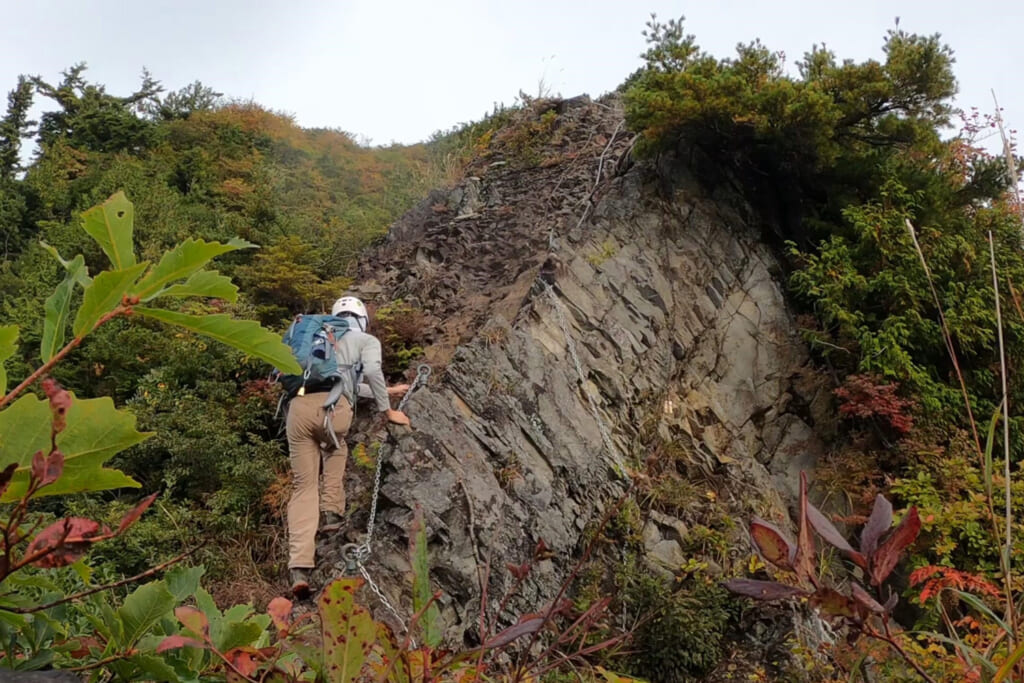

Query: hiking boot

[320,511,344,533]
[290,568,312,599]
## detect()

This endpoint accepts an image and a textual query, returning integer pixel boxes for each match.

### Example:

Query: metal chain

[542,283,617,458]
[359,564,410,643]
[358,363,431,558]
[342,363,431,636]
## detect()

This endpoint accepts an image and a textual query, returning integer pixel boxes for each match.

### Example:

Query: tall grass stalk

[989,231,1015,634]
[991,90,1023,228]
[906,218,1018,642]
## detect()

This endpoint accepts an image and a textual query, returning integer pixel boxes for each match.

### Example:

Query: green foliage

[373,299,426,377]
[0,76,33,181]
[32,64,162,154]
[133,235,254,302]
[41,254,86,361]
[616,556,732,683]
[489,107,561,168]
[134,307,299,372]
[235,234,351,323]
[410,506,442,648]
[625,16,1021,430]
[0,191,299,585]
[428,102,516,182]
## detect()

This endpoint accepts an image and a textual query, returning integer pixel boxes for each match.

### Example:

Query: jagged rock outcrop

[319,97,832,647]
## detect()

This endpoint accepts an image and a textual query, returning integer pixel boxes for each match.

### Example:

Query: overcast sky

[1,0,1020,151]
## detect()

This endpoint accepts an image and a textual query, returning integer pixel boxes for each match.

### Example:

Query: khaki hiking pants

[286,393,353,569]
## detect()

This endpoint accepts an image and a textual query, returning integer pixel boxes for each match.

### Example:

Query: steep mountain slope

[322,96,833,655]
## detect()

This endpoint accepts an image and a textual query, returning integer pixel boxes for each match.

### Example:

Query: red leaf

[42,378,72,434]
[29,450,64,489]
[483,616,545,650]
[30,450,46,485]
[806,502,868,570]
[44,450,64,486]
[117,492,158,533]
[227,648,259,676]
[506,562,531,580]
[26,518,105,568]
[66,635,103,658]
[861,494,893,558]
[871,507,921,585]
[794,472,816,584]
[267,596,292,635]
[809,587,860,618]
[749,517,795,569]
[0,463,17,499]
[851,583,886,613]
[175,605,210,637]
[724,578,808,601]
[156,634,206,653]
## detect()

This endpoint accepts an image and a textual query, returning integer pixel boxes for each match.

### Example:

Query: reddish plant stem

[513,492,628,682]
[0,306,128,410]
[864,621,938,683]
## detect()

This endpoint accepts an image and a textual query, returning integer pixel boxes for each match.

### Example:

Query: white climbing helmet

[331,296,369,332]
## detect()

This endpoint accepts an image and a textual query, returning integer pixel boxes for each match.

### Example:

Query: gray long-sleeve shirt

[334,329,390,412]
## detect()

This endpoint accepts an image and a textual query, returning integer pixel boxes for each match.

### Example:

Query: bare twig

[66,651,135,673]
[592,119,625,196]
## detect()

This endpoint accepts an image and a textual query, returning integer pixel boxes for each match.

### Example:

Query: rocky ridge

[319,96,832,650]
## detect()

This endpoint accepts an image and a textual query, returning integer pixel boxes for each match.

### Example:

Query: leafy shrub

[617,555,733,682]
[834,373,915,437]
[625,15,1022,429]
[372,298,427,378]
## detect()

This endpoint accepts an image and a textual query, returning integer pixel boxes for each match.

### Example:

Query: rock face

[325,97,831,644]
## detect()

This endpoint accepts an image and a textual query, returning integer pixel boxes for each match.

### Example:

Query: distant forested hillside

[0,65,465,589]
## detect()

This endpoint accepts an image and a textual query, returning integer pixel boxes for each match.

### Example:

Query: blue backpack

[278,314,357,403]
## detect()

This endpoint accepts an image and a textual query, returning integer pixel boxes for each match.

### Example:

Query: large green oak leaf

[80,191,137,271]
[0,393,151,501]
[41,254,88,362]
[156,270,239,302]
[72,263,148,338]
[133,237,255,302]
[134,307,301,374]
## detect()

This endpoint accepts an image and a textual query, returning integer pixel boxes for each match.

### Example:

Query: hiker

[285,295,410,598]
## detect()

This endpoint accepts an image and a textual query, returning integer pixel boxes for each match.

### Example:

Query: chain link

[345,363,431,636]
[358,363,431,558]
[360,563,414,645]
[543,283,618,459]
